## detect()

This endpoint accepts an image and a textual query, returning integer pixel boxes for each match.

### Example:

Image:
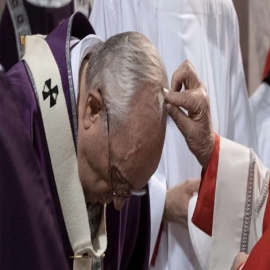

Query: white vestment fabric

[211,137,268,269]
[188,195,211,270]
[90,1,256,269]
[250,82,270,168]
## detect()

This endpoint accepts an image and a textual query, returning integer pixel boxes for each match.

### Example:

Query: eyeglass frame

[98,89,147,199]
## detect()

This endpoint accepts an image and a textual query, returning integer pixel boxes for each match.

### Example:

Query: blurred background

[0,0,269,96]
[232,0,270,96]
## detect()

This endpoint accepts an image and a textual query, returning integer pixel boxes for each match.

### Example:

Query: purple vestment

[6,13,150,270]
[0,71,69,269]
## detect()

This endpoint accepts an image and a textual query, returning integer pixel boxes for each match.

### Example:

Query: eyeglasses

[98,89,147,200]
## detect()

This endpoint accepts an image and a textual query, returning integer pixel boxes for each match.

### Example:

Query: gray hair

[86,31,168,126]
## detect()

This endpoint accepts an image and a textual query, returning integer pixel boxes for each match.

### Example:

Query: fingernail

[162,87,169,96]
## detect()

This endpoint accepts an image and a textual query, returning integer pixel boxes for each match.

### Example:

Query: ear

[82,89,104,129]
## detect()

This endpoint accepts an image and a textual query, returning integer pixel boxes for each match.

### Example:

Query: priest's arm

[164,61,270,270]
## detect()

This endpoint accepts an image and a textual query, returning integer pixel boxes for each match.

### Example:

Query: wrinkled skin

[77,60,166,210]
[163,179,200,227]
[164,60,215,170]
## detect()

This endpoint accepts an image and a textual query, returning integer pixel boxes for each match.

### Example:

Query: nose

[113,197,127,210]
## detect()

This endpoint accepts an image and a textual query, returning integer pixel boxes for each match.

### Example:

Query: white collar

[70,34,104,103]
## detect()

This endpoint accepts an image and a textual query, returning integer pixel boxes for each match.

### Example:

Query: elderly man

[90,1,255,269]
[5,12,167,270]
[164,61,270,270]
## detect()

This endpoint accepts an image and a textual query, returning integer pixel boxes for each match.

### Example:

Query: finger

[165,88,194,107]
[231,253,248,270]
[186,179,200,194]
[235,252,248,261]
[171,61,192,92]
[166,86,208,115]
[171,60,201,92]
[167,104,193,138]
[165,88,201,112]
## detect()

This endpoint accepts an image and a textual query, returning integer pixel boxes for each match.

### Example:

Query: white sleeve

[148,129,169,266]
[188,195,211,270]
[227,8,256,150]
[210,137,268,270]
[148,172,167,265]
[249,82,270,168]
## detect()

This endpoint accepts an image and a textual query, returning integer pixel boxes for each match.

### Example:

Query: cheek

[77,123,111,196]
[92,179,111,194]
[77,154,92,193]
[77,150,111,194]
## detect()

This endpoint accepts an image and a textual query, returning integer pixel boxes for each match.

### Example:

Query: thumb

[186,179,200,194]
[167,104,192,137]
[165,88,204,115]
[231,253,248,270]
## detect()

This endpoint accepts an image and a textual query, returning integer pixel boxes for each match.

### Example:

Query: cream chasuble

[23,35,107,270]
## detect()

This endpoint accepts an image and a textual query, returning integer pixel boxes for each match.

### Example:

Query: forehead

[110,98,166,190]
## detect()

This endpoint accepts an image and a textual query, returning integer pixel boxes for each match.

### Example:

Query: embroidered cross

[11,0,19,8]
[42,79,59,108]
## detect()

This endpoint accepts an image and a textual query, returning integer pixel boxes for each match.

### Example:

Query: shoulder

[7,61,37,107]
[7,61,40,138]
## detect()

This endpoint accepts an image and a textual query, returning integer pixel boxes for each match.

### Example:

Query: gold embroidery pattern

[240,149,255,253]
